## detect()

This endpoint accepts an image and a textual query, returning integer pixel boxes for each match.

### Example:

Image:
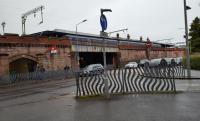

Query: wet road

[0,72,200,121]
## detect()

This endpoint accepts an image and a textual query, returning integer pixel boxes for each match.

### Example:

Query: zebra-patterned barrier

[142,64,186,79]
[76,64,185,97]
[75,72,105,97]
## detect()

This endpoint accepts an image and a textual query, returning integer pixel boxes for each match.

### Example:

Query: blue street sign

[100,14,107,31]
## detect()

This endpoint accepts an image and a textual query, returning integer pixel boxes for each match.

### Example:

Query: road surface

[0,72,200,121]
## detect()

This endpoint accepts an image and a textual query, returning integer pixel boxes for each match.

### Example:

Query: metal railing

[0,69,75,84]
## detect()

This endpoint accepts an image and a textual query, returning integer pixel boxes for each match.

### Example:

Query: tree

[189,17,200,52]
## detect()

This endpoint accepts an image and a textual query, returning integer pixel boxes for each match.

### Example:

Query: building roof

[30,29,174,47]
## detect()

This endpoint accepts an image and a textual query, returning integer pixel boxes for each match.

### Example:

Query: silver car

[150,58,162,66]
[139,59,150,66]
[83,64,104,74]
[164,58,175,65]
[125,62,138,68]
[175,57,183,64]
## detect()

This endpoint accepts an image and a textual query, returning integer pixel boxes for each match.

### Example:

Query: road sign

[50,47,57,54]
[100,14,107,31]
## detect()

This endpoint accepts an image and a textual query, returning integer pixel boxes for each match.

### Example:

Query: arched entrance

[9,55,38,74]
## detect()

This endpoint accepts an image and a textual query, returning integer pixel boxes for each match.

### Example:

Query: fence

[75,64,186,97]
[0,69,75,84]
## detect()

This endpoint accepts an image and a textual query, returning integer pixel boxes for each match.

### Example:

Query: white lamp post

[75,19,87,68]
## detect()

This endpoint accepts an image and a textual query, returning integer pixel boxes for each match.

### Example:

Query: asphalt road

[0,71,200,121]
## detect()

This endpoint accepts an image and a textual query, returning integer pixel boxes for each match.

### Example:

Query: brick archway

[9,55,38,74]
[9,54,38,63]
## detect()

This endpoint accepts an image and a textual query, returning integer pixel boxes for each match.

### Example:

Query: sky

[0,0,200,44]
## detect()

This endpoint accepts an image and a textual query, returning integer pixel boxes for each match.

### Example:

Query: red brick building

[0,30,185,76]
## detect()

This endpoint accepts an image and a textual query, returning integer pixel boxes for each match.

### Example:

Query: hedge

[183,54,200,70]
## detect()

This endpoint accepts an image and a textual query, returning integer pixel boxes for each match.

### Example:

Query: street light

[108,28,128,37]
[183,0,191,78]
[75,19,87,68]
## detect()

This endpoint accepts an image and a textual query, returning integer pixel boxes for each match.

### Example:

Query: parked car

[150,58,162,66]
[175,57,183,64]
[164,58,176,65]
[139,59,150,67]
[125,62,138,68]
[82,64,104,74]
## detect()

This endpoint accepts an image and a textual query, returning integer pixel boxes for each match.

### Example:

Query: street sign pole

[100,9,112,98]
[101,32,109,98]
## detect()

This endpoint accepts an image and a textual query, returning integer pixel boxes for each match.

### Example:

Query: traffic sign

[100,14,107,31]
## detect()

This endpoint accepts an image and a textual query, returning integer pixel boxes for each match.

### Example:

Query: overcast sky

[0,0,200,43]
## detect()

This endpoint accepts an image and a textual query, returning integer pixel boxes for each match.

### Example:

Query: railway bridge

[0,30,185,76]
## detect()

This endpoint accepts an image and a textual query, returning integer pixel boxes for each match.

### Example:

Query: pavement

[0,71,200,121]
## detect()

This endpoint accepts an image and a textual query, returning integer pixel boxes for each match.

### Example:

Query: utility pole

[183,0,191,78]
[21,5,45,35]
[1,22,6,35]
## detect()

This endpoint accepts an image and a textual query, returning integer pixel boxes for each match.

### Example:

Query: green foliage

[183,55,200,70]
[189,17,200,53]
[191,38,200,52]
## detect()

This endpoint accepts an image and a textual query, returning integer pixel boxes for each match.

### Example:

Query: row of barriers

[75,64,186,97]
[0,63,185,98]
[0,70,74,84]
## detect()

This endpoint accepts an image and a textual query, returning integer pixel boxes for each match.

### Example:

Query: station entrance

[79,52,118,69]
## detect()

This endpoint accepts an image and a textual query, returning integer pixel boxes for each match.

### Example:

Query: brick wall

[119,46,185,65]
[0,34,185,75]
[0,54,9,76]
[120,49,146,62]
[0,35,72,75]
